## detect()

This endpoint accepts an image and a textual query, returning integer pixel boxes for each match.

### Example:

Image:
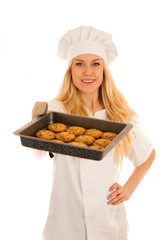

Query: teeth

[82,79,95,83]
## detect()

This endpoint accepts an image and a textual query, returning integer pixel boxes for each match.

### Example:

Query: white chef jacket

[41,102,153,240]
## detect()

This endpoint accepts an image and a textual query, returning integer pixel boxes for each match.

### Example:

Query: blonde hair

[51,61,137,163]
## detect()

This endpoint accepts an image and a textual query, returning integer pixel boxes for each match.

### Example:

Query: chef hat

[57,26,118,65]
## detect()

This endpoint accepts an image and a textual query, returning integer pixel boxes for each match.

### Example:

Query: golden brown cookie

[56,132,75,142]
[90,145,104,150]
[35,130,55,140]
[102,132,117,140]
[69,141,88,148]
[93,138,111,148]
[67,126,85,136]
[85,128,103,139]
[48,123,67,132]
[75,135,95,145]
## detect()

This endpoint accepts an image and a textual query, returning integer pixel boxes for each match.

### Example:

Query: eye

[93,62,100,66]
[75,62,84,66]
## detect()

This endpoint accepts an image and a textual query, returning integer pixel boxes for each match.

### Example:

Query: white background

[0,0,163,239]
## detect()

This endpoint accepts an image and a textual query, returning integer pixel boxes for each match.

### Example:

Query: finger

[107,189,122,200]
[112,196,126,205]
[109,182,121,192]
[107,192,125,205]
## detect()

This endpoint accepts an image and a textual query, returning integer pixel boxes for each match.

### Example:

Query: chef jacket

[41,102,153,240]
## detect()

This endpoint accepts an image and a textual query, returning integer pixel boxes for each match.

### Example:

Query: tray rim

[13,111,132,135]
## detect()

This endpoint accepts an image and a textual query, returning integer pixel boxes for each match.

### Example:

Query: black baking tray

[13,111,133,160]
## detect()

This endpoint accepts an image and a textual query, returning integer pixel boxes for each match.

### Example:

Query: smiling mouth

[81,79,95,83]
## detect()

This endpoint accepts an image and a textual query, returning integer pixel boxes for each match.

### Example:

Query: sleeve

[31,149,47,160]
[47,101,66,113]
[127,122,154,167]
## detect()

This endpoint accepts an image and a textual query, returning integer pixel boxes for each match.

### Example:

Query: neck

[78,91,105,115]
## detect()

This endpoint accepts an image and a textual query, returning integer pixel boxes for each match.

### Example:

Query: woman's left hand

[107,183,131,205]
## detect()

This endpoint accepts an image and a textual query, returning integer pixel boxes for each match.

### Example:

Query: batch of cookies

[35,123,117,150]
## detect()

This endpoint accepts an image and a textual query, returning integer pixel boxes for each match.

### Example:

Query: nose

[83,65,93,76]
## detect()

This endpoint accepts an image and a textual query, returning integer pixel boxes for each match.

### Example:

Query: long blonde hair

[51,61,137,162]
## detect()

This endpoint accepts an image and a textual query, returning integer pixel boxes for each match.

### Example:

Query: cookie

[35,130,55,140]
[48,123,67,133]
[102,132,117,140]
[85,128,103,139]
[75,135,95,145]
[56,132,75,142]
[90,145,104,150]
[93,138,111,148]
[67,126,85,136]
[69,141,88,148]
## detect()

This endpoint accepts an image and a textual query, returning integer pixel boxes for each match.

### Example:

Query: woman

[32,26,155,240]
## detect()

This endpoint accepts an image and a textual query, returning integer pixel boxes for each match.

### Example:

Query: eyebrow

[74,58,102,62]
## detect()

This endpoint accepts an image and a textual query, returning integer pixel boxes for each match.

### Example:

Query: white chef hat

[57,26,118,65]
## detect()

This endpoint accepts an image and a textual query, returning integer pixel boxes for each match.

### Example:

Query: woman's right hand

[32,101,48,119]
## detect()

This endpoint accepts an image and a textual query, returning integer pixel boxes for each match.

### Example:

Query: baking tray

[13,111,133,160]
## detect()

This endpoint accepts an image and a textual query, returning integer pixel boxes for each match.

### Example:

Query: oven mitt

[32,101,48,120]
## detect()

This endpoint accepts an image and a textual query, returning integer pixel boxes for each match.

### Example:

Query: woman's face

[71,54,104,95]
